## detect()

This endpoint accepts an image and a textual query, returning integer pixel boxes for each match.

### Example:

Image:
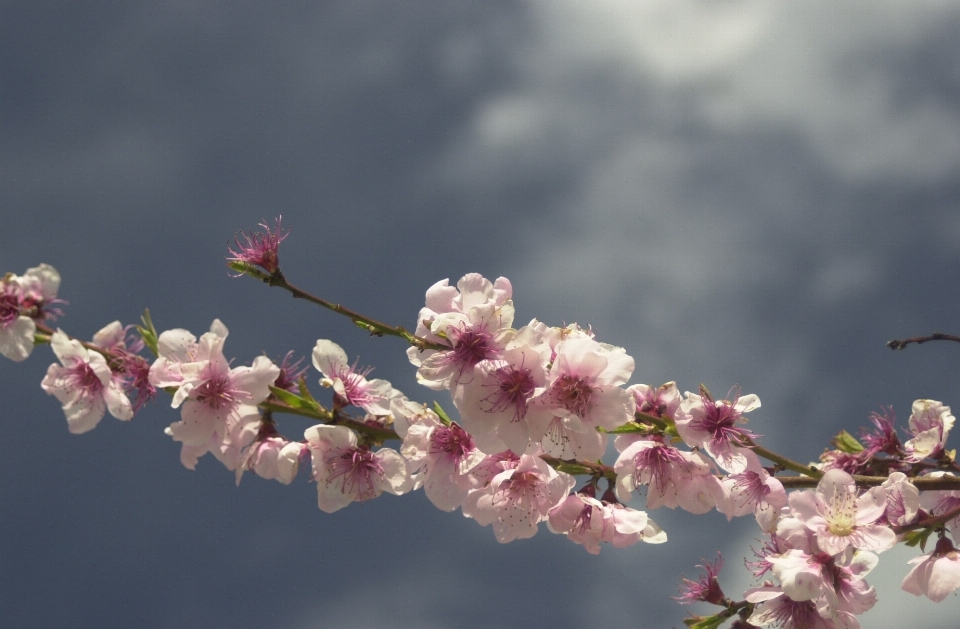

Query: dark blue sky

[4,3,960,628]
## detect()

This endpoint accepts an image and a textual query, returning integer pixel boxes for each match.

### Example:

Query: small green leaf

[270,386,321,412]
[433,402,453,426]
[137,308,159,356]
[297,377,318,404]
[903,528,934,550]
[553,463,593,476]
[228,260,266,278]
[832,429,864,454]
[607,422,649,434]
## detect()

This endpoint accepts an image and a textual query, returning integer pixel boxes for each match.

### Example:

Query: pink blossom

[717,449,787,532]
[547,491,664,554]
[630,381,681,420]
[304,425,412,513]
[787,469,896,555]
[534,415,608,461]
[236,435,304,485]
[462,449,521,490]
[745,587,854,629]
[461,454,575,543]
[613,435,723,514]
[406,273,514,391]
[227,216,287,274]
[389,396,438,440]
[91,320,156,412]
[674,386,760,473]
[903,399,955,462]
[536,337,635,430]
[0,264,61,362]
[401,414,486,511]
[312,339,400,414]
[767,549,878,616]
[453,323,551,454]
[41,329,133,433]
[901,537,960,602]
[148,320,280,470]
[879,472,920,527]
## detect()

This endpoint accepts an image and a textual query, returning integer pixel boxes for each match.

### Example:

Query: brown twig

[887,332,960,351]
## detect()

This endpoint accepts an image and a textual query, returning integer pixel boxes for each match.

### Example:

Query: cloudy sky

[4,2,960,627]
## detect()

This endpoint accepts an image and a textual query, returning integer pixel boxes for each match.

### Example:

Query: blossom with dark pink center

[305,424,411,513]
[718,449,786,532]
[406,273,515,391]
[148,319,280,470]
[614,434,723,514]
[878,472,920,527]
[462,454,575,543]
[674,386,761,473]
[527,336,635,458]
[547,489,664,554]
[745,587,845,629]
[88,320,156,413]
[454,325,551,454]
[41,329,133,434]
[1,264,61,362]
[313,339,400,414]
[402,414,485,511]
[227,216,287,274]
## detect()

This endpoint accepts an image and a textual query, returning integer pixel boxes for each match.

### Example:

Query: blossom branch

[887,332,960,350]
[231,262,446,352]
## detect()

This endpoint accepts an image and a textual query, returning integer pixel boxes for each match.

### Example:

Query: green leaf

[607,422,649,434]
[553,463,593,476]
[137,308,159,356]
[270,386,321,412]
[228,260,266,278]
[433,402,453,426]
[832,429,864,454]
[297,376,318,404]
[903,528,934,550]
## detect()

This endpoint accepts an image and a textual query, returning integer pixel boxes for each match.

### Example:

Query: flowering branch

[12,218,960,628]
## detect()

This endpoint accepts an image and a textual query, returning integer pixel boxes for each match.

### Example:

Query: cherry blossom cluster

[9,219,960,628]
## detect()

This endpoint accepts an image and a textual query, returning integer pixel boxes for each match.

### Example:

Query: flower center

[0,289,20,327]
[550,374,593,418]
[194,375,237,410]
[67,361,104,394]
[449,328,497,369]
[481,364,535,420]
[430,424,474,458]
[326,447,383,500]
